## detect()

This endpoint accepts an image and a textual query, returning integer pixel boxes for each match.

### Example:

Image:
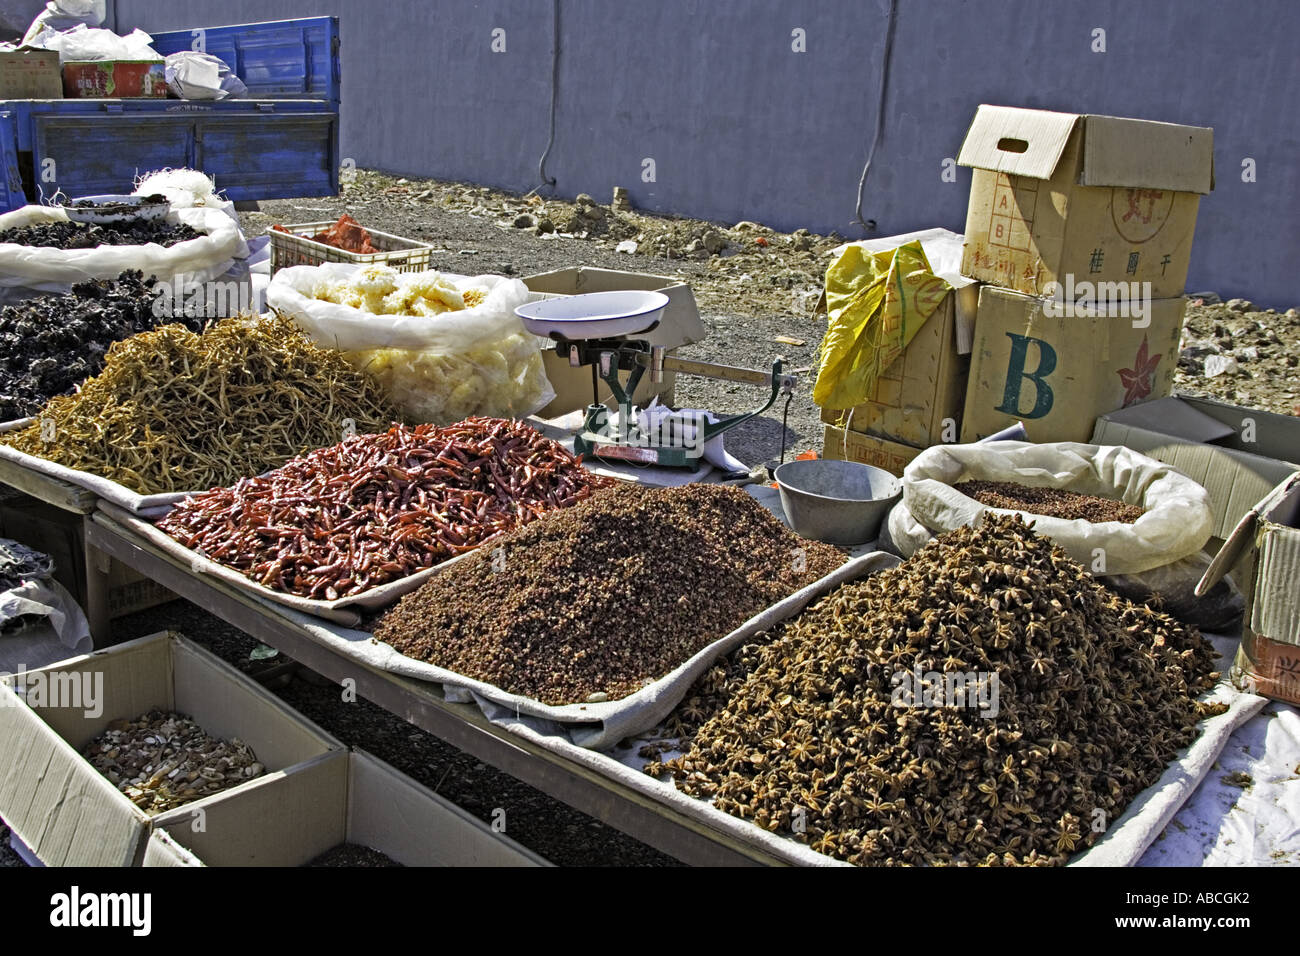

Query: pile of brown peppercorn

[954,479,1145,524]
[647,513,1220,866]
[374,483,845,705]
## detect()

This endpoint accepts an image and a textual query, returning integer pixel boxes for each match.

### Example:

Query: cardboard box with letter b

[961,285,1184,444]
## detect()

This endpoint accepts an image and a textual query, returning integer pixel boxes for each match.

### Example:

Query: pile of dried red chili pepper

[155,418,616,601]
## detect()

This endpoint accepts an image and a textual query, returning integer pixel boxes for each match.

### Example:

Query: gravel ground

[1175,295,1300,416]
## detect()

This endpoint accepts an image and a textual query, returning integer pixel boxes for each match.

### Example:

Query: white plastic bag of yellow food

[266,262,554,423]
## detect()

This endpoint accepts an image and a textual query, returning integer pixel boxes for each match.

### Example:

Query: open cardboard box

[956,105,1213,299]
[0,631,344,866]
[1199,473,1300,706]
[1092,394,1300,540]
[152,749,548,867]
[523,267,707,416]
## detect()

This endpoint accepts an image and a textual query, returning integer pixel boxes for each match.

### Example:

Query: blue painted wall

[114,0,1300,306]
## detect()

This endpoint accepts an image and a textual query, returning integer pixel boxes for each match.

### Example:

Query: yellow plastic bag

[813,240,951,410]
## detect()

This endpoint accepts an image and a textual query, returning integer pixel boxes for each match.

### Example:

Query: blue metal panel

[150,17,340,107]
[0,113,27,210]
[33,113,196,199]
[0,16,341,212]
[193,111,338,200]
[18,105,337,203]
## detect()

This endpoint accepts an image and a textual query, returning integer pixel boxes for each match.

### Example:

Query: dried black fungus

[0,218,202,249]
[0,271,202,421]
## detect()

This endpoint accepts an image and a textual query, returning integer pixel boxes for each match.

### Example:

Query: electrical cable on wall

[853,0,898,231]
[536,0,561,190]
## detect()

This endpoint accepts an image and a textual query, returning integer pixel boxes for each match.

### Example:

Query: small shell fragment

[81,709,266,816]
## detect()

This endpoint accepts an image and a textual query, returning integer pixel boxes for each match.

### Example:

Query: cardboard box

[819,293,969,447]
[1198,474,1300,706]
[0,494,174,618]
[1092,394,1300,539]
[523,267,707,416]
[0,49,62,99]
[0,631,344,866]
[156,749,548,867]
[960,285,1185,444]
[62,60,167,98]
[823,424,922,477]
[957,105,1214,299]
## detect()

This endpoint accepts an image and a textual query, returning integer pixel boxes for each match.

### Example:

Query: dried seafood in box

[650,513,1220,866]
[82,709,265,816]
[374,484,847,705]
[156,418,616,601]
[273,213,377,254]
[1,314,397,494]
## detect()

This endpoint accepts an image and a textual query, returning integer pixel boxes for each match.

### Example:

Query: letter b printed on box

[995,333,1057,419]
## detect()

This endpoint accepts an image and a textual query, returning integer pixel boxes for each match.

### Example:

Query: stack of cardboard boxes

[822,105,1216,471]
[957,105,1215,443]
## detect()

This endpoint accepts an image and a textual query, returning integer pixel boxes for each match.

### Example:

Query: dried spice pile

[648,514,1219,866]
[83,710,266,816]
[375,484,846,705]
[0,218,203,249]
[2,314,397,494]
[157,418,615,600]
[955,480,1144,524]
[0,271,204,421]
[306,844,402,867]
[272,213,377,253]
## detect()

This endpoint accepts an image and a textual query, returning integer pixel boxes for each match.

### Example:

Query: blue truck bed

[0,16,340,212]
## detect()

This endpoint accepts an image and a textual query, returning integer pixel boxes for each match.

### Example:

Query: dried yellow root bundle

[2,314,398,494]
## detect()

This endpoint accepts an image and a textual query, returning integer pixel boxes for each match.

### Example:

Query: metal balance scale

[515,290,796,468]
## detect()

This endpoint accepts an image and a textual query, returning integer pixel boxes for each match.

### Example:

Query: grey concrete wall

[114,0,1300,305]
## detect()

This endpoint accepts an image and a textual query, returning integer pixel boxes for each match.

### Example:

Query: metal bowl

[774,458,903,545]
[62,193,171,225]
[514,289,669,339]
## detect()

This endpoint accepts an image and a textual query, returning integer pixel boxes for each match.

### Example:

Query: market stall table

[83,494,1290,868]
[0,453,112,642]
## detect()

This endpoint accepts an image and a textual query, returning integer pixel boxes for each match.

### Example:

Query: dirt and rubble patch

[1175,294,1300,417]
